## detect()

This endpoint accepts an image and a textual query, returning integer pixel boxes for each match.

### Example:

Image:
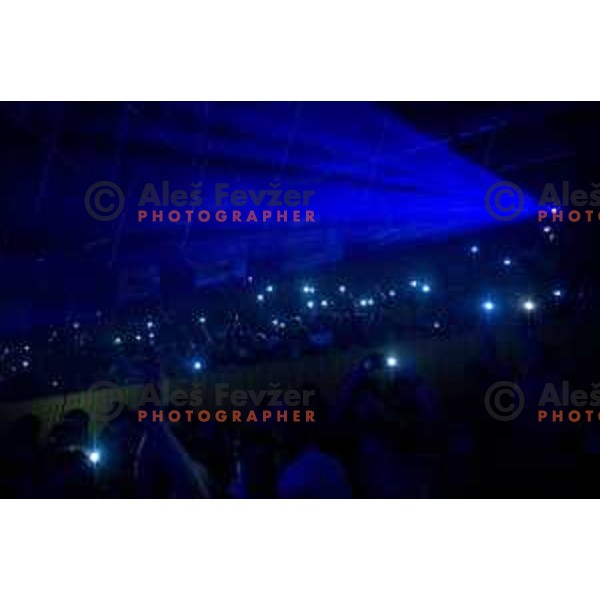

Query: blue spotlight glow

[307,300,315,309]
[88,450,101,465]
[543,226,551,233]
[470,245,479,254]
[359,299,367,307]
[193,359,204,372]
[482,301,495,312]
[266,285,274,293]
[421,284,431,294]
[146,321,154,329]
[409,280,418,288]
[385,356,399,368]
[338,285,346,293]
[320,300,328,307]
[114,336,122,345]
[256,294,265,303]
[388,289,396,297]
[552,289,562,297]
[522,300,536,312]
[503,258,512,266]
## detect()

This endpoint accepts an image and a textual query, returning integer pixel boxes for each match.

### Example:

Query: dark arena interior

[2,100,600,499]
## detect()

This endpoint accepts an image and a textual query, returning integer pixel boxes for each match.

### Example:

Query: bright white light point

[257,294,265,302]
[386,356,398,368]
[367,298,374,306]
[553,290,562,297]
[470,245,479,254]
[422,284,431,293]
[73,322,80,329]
[89,451,100,465]
[543,226,551,233]
[52,380,59,387]
[410,280,418,288]
[523,300,536,312]
[503,258,511,266]
[24,345,30,351]
[483,301,495,311]
[266,285,274,293]
[272,319,279,326]
[147,321,154,329]
[193,360,203,371]
[359,299,367,307]
[279,322,286,328]
[303,285,310,293]
[199,316,206,324]
[148,332,155,339]
[339,285,346,293]
[307,300,315,309]
[114,337,122,345]
[22,360,30,368]
[551,208,557,214]
[389,290,396,297]
[433,321,441,329]
[321,300,328,307]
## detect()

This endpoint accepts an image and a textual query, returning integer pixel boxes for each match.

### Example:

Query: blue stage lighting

[522,300,536,312]
[385,356,399,368]
[88,450,101,465]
